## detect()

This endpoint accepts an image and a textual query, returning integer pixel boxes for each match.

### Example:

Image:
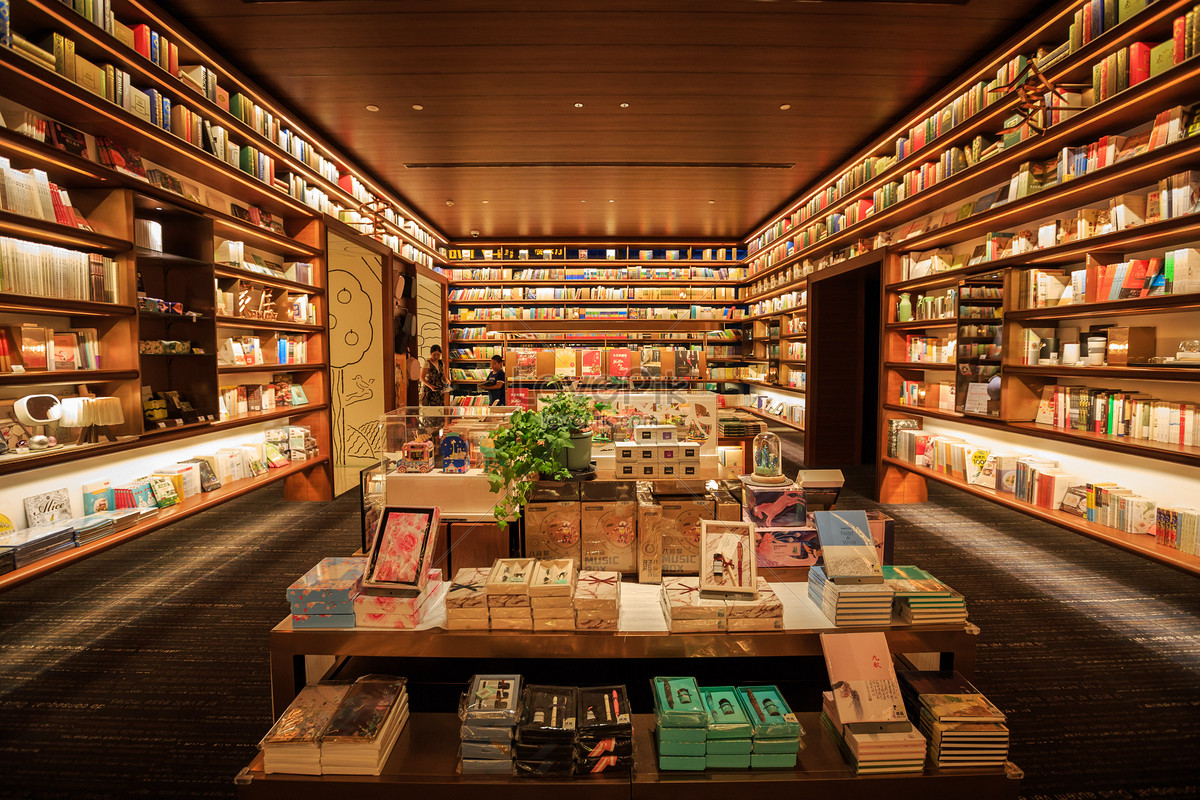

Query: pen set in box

[515,685,578,776]
[576,685,634,775]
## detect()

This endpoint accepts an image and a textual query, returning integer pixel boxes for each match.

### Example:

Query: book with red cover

[580,349,602,377]
[1129,41,1152,85]
[133,24,151,58]
[96,137,147,178]
[1119,260,1148,299]
[608,348,631,378]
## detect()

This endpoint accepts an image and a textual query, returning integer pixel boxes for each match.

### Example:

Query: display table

[268,580,978,715]
[234,712,1019,799]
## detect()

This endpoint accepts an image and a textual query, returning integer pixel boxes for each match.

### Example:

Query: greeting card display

[363,506,441,597]
[698,519,757,597]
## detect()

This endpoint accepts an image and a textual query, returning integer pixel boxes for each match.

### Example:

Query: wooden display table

[268,580,978,715]
[235,711,1020,799]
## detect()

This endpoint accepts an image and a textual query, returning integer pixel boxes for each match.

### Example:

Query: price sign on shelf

[963,382,991,414]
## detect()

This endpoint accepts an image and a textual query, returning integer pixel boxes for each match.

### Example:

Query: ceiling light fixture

[574,102,584,108]
[779,103,791,110]
[608,199,615,203]
[482,200,489,204]
[619,102,629,108]
[708,200,716,204]
[580,200,587,203]
[445,200,455,206]
[412,104,424,111]
[365,104,380,112]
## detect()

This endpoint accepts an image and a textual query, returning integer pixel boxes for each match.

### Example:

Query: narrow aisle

[0,484,361,800]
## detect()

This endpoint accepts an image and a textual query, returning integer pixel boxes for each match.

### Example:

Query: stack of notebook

[810,511,893,626]
[883,565,968,624]
[898,670,1009,769]
[808,566,894,626]
[0,524,76,569]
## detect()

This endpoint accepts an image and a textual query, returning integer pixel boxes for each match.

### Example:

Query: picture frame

[698,519,757,597]
[362,506,441,597]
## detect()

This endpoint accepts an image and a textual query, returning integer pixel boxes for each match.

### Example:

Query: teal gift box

[707,738,752,755]
[659,754,706,771]
[706,753,751,769]
[701,685,753,739]
[751,752,797,768]
[737,685,803,739]
[652,676,707,727]
[752,738,799,754]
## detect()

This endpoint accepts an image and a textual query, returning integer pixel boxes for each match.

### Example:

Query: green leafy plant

[485,408,570,528]
[540,392,598,434]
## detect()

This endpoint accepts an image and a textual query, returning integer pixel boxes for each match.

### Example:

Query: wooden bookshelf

[0,456,329,593]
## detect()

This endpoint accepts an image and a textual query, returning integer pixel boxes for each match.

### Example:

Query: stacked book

[652,676,708,770]
[884,565,968,624]
[460,673,521,775]
[740,685,803,768]
[661,576,727,632]
[353,568,443,629]
[0,524,76,569]
[575,571,620,630]
[486,558,534,630]
[99,508,142,533]
[445,567,490,630]
[808,566,894,626]
[286,557,366,628]
[717,416,765,436]
[514,685,578,776]
[898,670,1010,770]
[68,514,116,546]
[819,632,926,775]
[809,510,893,626]
[576,685,633,775]
[258,675,409,776]
[725,577,784,631]
[530,559,577,631]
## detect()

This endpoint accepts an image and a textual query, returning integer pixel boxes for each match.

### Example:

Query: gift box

[530,595,574,610]
[445,612,489,630]
[486,558,535,600]
[531,604,574,618]
[532,616,575,631]
[653,676,708,728]
[400,439,434,473]
[491,606,533,620]
[726,578,783,631]
[461,723,516,742]
[661,577,727,621]
[698,519,757,597]
[737,685,801,739]
[575,571,621,612]
[701,686,753,740]
[446,566,490,609]
[490,617,534,630]
[290,612,356,629]
[462,674,522,727]
[658,493,715,574]
[581,482,638,573]
[440,431,470,473]
[525,483,581,562]
[575,614,617,630]
[363,506,441,597]
[461,758,513,774]
[741,481,806,527]
[529,559,577,597]
[636,487,665,584]
[707,738,753,754]
[353,574,440,617]
[286,556,367,616]
[753,523,820,568]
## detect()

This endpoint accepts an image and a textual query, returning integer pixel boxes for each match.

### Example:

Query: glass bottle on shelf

[897,293,913,322]
[747,431,788,485]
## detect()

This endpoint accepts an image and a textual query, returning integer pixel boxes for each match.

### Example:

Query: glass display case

[535,390,718,458]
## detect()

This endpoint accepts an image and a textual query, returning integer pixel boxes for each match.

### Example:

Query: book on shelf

[819,631,912,735]
[23,488,72,526]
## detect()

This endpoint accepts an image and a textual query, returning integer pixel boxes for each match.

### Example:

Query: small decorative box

[741,482,806,528]
[446,566,490,609]
[698,519,757,597]
[286,556,367,616]
[490,606,533,620]
[463,674,523,726]
[651,676,707,727]
[575,615,617,630]
[400,438,434,473]
[701,686,753,739]
[737,685,802,739]
[441,432,470,474]
[363,506,441,597]
[575,571,620,612]
[487,558,534,598]
[661,576,727,620]
[529,559,577,597]
[291,612,356,629]
[726,578,783,631]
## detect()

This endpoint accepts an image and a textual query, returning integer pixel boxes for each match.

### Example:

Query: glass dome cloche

[746,431,789,485]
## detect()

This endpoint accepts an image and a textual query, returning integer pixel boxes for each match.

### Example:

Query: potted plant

[484,408,570,528]
[540,392,602,472]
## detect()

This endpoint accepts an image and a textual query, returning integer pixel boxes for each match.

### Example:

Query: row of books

[0,235,118,303]
[903,335,953,364]
[445,247,741,263]
[1034,385,1200,446]
[747,0,1175,259]
[0,323,100,372]
[450,306,736,322]
[446,286,731,302]
[891,423,1195,538]
[0,157,93,231]
[217,376,309,419]
[747,291,804,317]
[1020,247,1199,310]
[218,334,308,367]
[1089,11,1200,104]
[449,346,503,359]
[899,380,956,411]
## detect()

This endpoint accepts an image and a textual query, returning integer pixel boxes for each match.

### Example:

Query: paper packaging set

[657,489,716,575]
[575,571,620,630]
[486,558,536,630]
[581,482,638,573]
[460,674,522,775]
[286,556,442,629]
[653,676,802,771]
[615,426,701,479]
[524,482,581,563]
[445,566,491,630]
[530,558,578,631]
[515,685,578,776]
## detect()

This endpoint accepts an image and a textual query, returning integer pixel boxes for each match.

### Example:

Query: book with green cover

[920,692,1006,723]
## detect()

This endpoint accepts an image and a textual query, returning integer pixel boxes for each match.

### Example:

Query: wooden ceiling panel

[159,0,1049,240]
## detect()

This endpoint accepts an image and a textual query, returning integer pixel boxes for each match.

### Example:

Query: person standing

[420,344,448,406]
[480,354,507,406]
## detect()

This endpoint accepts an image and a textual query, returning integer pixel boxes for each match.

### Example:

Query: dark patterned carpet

[0,436,1197,798]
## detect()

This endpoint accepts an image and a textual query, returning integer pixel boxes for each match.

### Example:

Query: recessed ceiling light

[365,104,380,112]
[412,104,424,111]
[574,102,584,108]
[445,199,455,206]
[619,102,629,108]
[708,200,716,204]
[779,103,791,111]
[482,200,489,204]
[155,207,162,211]
[608,199,615,203]
[580,199,587,203]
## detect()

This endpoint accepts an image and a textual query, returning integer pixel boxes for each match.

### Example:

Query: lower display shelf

[742,406,805,434]
[878,456,1200,576]
[234,712,1019,800]
[0,456,330,593]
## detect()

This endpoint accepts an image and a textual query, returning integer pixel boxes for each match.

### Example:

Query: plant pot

[558,430,594,472]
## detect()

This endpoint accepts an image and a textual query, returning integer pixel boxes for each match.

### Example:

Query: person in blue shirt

[480,355,506,406]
